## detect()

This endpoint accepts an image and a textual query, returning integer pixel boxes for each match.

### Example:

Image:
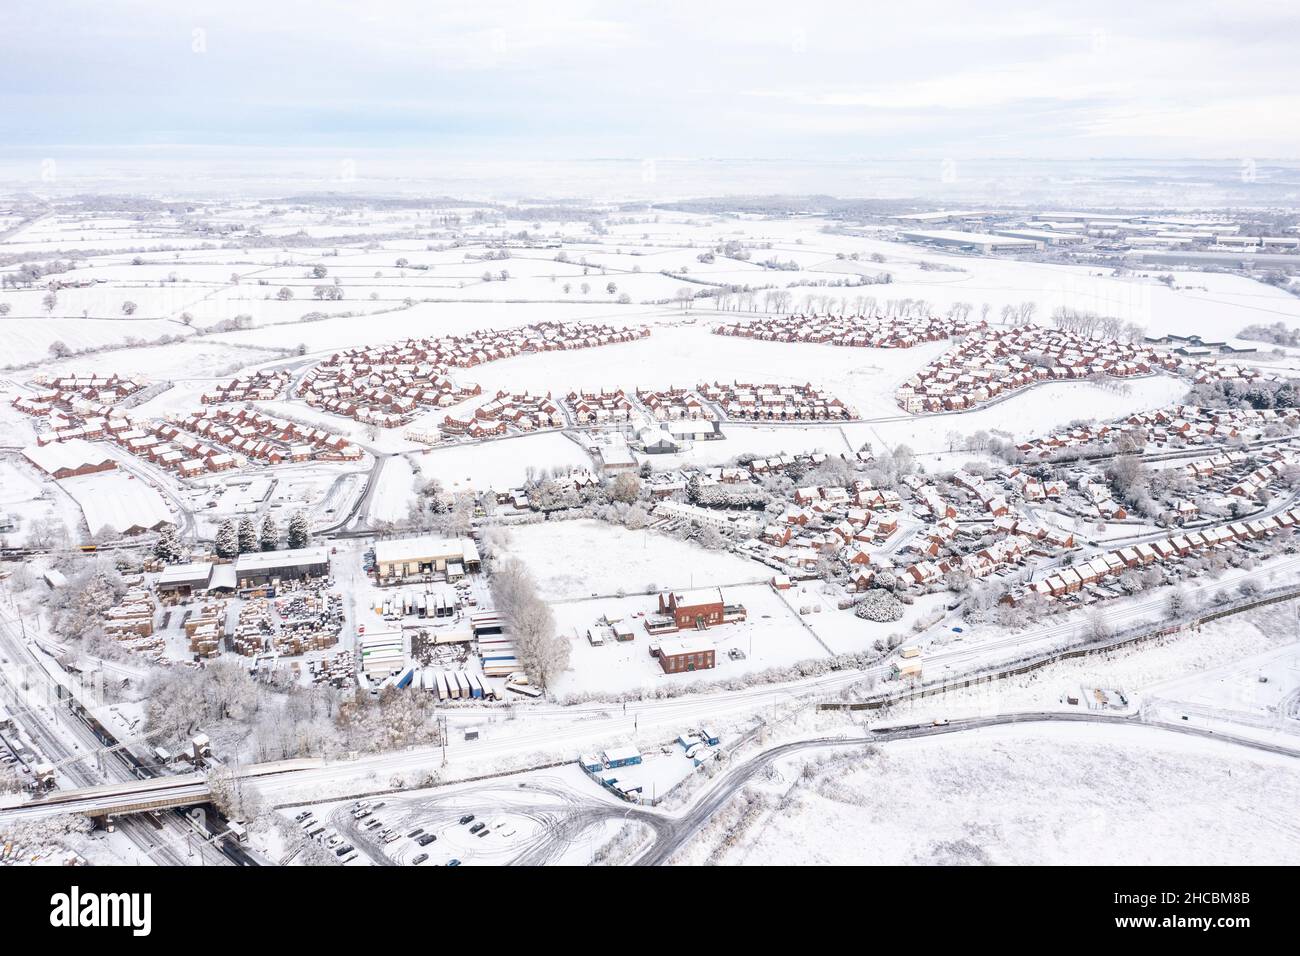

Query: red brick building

[658,588,725,629]
[22,439,117,479]
[656,636,716,673]
[646,587,747,635]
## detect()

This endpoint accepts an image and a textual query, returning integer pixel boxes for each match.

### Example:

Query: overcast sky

[3,0,1296,160]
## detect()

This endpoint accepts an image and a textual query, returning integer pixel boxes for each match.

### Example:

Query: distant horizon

[2,152,1297,208]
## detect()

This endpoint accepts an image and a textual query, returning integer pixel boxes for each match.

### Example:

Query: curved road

[631,709,1300,865]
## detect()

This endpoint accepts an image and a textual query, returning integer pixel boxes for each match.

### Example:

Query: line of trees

[215,511,309,558]
[487,558,570,691]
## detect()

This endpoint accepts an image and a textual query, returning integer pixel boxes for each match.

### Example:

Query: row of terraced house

[713,313,982,348]
[698,381,854,421]
[896,327,1181,413]
[1004,511,1300,605]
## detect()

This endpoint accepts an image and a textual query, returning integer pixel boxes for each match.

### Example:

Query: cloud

[0,0,1296,159]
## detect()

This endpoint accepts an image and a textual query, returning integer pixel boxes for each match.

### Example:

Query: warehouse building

[993,227,1088,246]
[373,535,481,583]
[62,470,173,536]
[889,210,995,224]
[234,546,331,587]
[22,439,117,479]
[156,562,218,598]
[900,229,1041,253]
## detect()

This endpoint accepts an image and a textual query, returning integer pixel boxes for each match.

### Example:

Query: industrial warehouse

[372,535,482,584]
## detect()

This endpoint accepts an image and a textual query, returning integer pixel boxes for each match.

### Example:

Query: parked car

[407,828,425,839]
[417,834,437,846]
[446,859,461,867]
[412,854,428,865]
[469,822,486,834]
[335,844,354,856]
[459,814,475,825]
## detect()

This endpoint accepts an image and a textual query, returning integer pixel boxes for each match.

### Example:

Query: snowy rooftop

[234,546,331,571]
[658,635,716,656]
[373,535,476,564]
[62,471,171,534]
[157,562,214,586]
[22,438,115,475]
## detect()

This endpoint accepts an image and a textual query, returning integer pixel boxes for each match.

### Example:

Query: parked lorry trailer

[482,659,520,678]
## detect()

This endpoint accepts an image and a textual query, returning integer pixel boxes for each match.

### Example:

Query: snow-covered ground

[412,432,594,494]
[548,583,830,697]
[272,763,629,867]
[493,519,766,600]
[684,722,1300,865]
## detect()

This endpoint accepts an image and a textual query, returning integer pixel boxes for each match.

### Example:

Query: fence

[819,583,1300,711]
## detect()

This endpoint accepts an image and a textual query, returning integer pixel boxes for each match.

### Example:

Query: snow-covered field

[493,519,766,599]
[414,432,594,494]
[692,722,1300,865]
